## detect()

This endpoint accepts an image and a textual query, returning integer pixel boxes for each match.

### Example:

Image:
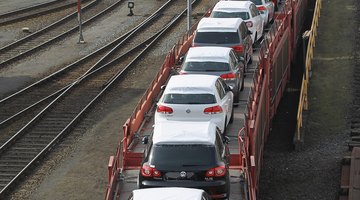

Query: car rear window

[163,93,216,104]
[194,32,240,44]
[251,0,262,5]
[183,61,230,72]
[211,11,250,20]
[150,144,216,166]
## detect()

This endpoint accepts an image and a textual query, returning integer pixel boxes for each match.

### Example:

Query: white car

[128,188,211,200]
[211,1,264,44]
[248,0,275,26]
[155,74,234,133]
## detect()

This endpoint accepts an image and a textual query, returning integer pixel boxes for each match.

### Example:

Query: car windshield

[150,144,217,166]
[183,61,230,72]
[194,32,240,44]
[211,11,250,20]
[163,93,216,104]
[250,0,263,5]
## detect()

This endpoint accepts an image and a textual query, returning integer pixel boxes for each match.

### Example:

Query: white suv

[210,0,264,44]
[154,74,234,133]
[193,18,253,65]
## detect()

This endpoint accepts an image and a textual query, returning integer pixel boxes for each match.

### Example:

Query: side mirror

[223,136,230,144]
[160,85,166,90]
[177,55,185,65]
[225,85,233,92]
[238,56,245,63]
[142,136,149,144]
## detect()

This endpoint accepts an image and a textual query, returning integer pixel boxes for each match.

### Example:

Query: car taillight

[220,73,236,80]
[246,21,253,28]
[258,6,266,11]
[232,45,243,54]
[204,105,223,114]
[206,165,226,177]
[141,163,161,177]
[157,105,173,114]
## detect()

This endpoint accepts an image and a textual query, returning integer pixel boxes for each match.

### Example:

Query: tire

[137,175,143,189]
[248,55,253,64]
[229,106,234,124]
[234,87,240,104]
[240,75,244,91]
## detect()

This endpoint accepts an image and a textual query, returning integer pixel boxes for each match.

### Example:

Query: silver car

[179,47,245,103]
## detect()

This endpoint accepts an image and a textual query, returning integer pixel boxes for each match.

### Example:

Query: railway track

[0,0,201,196]
[340,148,360,200]
[339,1,360,199]
[0,0,124,68]
[0,0,181,139]
[0,0,91,26]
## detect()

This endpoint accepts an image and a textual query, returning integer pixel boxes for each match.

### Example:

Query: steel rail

[0,10,166,128]
[0,0,98,54]
[0,0,172,128]
[0,0,60,18]
[0,0,121,68]
[0,0,187,196]
[0,0,92,26]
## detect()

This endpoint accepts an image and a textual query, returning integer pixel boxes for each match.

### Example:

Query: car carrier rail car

[105,0,308,199]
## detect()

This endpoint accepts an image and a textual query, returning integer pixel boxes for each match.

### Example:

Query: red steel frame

[105,0,308,199]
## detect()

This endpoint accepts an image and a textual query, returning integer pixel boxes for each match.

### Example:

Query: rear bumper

[140,179,229,197]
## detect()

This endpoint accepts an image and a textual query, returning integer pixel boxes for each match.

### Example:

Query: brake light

[141,163,161,177]
[232,45,243,53]
[258,6,266,11]
[206,165,226,177]
[246,21,253,28]
[204,105,223,114]
[220,73,236,80]
[157,105,173,114]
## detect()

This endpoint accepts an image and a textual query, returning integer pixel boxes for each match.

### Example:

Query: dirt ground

[259,0,355,199]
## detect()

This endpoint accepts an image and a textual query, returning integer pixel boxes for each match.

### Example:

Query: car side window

[239,24,245,40]
[229,52,238,70]
[240,23,248,40]
[229,54,236,70]
[215,80,225,99]
[251,5,260,16]
[219,78,229,94]
[250,6,256,17]
[216,131,224,155]
[230,51,238,65]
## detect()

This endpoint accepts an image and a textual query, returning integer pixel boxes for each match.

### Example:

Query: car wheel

[229,106,234,124]
[224,174,231,200]
[248,55,253,64]
[241,75,244,91]
[234,87,240,104]
[137,175,143,189]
